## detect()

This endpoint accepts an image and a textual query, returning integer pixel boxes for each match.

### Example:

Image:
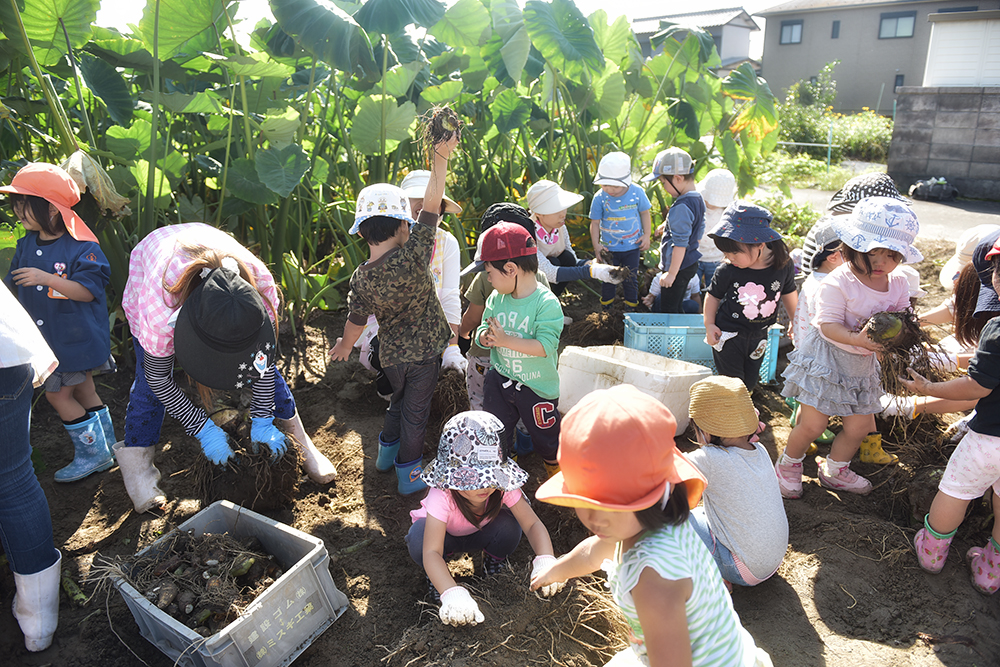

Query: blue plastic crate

[623,313,782,384]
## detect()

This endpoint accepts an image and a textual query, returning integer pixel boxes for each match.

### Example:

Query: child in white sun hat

[589,151,652,308]
[695,168,736,292]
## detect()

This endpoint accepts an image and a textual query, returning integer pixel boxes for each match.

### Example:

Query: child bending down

[778,196,921,499]
[531,385,772,667]
[406,411,562,625]
[704,202,797,390]
[686,376,788,587]
[901,234,1000,594]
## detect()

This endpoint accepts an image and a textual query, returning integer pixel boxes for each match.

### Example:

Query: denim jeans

[124,340,297,448]
[548,249,591,296]
[688,507,751,586]
[404,508,523,566]
[382,355,441,463]
[0,364,59,575]
[697,260,721,290]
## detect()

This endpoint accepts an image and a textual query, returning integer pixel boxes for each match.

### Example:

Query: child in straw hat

[686,376,788,587]
[531,385,772,667]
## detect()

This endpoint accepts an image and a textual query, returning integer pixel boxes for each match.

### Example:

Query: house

[633,7,761,76]
[756,0,993,113]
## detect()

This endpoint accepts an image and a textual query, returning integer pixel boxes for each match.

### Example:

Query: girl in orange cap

[531,384,772,667]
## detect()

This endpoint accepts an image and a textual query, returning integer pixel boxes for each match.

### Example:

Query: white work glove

[878,394,916,419]
[530,555,565,598]
[589,263,624,284]
[439,586,484,626]
[441,344,467,375]
[927,349,959,373]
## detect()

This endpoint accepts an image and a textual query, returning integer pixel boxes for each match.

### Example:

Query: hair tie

[660,482,673,511]
[200,267,212,279]
[220,256,239,273]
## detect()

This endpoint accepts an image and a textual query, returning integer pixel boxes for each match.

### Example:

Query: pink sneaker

[967,538,1000,594]
[775,457,803,499]
[816,457,872,495]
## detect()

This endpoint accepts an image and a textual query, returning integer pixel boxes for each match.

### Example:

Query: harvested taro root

[861,309,958,397]
[419,105,462,163]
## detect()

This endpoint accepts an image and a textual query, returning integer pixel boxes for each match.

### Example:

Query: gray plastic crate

[113,500,350,667]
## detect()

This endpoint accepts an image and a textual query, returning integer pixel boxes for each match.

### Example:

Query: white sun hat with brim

[399,170,463,215]
[350,183,413,235]
[939,223,1000,289]
[524,179,584,216]
[831,196,923,265]
[593,152,632,188]
[697,168,737,208]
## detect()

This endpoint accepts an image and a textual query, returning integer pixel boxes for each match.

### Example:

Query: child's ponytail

[636,481,690,531]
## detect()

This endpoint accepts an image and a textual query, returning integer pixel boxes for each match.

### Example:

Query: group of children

[6,129,1000,664]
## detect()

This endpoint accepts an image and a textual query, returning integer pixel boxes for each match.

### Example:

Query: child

[589,152,652,308]
[643,272,701,314]
[794,219,843,345]
[470,223,564,477]
[777,196,921,499]
[901,234,1000,593]
[329,135,458,495]
[525,180,597,298]
[1,163,116,483]
[406,411,562,625]
[642,147,705,314]
[704,202,798,390]
[696,168,736,290]
[530,384,772,666]
[686,376,788,587]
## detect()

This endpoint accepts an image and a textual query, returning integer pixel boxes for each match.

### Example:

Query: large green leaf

[20,0,99,67]
[420,80,463,105]
[354,0,445,34]
[491,88,530,135]
[86,38,192,80]
[589,10,633,66]
[588,61,625,121]
[668,99,699,142]
[723,63,779,142]
[139,0,232,61]
[428,0,490,48]
[350,94,416,156]
[227,158,279,205]
[269,0,377,78]
[523,0,603,84]
[490,1,529,85]
[201,52,294,78]
[255,144,309,198]
[131,159,171,208]
[382,61,423,98]
[260,106,300,149]
[652,24,720,71]
[106,119,151,159]
[155,90,226,114]
[77,51,133,126]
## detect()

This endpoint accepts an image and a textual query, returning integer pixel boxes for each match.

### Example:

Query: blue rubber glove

[196,420,235,466]
[251,417,287,463]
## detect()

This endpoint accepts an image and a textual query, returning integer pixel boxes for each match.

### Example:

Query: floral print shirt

[708,261,797,334]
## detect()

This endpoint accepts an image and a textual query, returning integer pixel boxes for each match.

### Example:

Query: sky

[94,0,774,59]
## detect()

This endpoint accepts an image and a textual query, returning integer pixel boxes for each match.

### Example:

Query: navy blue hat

[973,229,1000,317]
[708,201,781,245]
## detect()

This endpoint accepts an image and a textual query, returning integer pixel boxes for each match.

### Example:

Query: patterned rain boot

[913,514,955,574]
[89,405,117,449]
[859,432,897,464]
[967,537,1000,594]
[394,457,428,496]
[482,552,508,577]
[55,413,114,482]
[376,433,400,473]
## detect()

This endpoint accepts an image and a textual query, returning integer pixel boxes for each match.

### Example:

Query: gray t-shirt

[686,442,788,580]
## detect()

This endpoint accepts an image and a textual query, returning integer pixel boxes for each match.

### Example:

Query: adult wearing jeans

[0,286,61,652]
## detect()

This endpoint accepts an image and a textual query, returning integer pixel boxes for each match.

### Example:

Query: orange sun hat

[0,163,98,243]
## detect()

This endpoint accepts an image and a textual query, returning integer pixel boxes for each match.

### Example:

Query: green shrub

[748,192,820,245]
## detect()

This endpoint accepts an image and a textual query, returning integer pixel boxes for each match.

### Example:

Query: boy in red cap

[468,222,564,477]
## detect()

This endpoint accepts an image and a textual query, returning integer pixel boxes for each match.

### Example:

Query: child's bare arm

[328,320,365,361]
[662,246,686,288]
[510,496,555,557]
[10,268,95,302]
[781,291,798,336]
[639,209,652,252]
[899,369,992,401]
[632,570,693,667]
[459,303,486,340]
[422,516,459,595]
[590,219,604,262]
[703,293,721,345]
[820,321,881,352]
[530,535,614,592]
[421,135,459,228]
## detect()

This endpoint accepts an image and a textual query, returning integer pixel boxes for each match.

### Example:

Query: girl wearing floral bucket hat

[405,411,561,627]
[777,196,922,500]
[530,385,772,667]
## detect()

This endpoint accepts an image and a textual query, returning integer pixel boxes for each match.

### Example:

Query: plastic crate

[623,313,782,384]
[113,501,350,667]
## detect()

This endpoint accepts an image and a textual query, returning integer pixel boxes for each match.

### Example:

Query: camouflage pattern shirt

[347,213,451,367]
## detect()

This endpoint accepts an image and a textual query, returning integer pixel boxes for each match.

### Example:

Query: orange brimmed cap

[536,384,706,512]
[0,163,98,243]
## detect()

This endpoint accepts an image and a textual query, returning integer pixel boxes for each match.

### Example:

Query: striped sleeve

[143,353,209,436]
[250,366,276,419]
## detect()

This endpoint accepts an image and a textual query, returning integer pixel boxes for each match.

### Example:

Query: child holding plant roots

[777,197,922,499]
[901,234,1000,594]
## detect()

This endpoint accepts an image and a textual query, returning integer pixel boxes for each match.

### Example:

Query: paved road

[788,187,1000,241]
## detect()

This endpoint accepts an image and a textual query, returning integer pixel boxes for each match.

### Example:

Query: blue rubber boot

[515,428,534,458]
[55,413,114,483]
[90,405,118,451]
[395,457,428,496]
[376,433,400,473]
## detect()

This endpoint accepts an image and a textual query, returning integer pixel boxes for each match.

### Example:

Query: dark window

[880,11,916,39]
[832,20,840,39]
[894,74,905,90]
[937,6,978,12]
[780,20,803,44]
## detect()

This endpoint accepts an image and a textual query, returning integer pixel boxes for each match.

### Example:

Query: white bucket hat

[697,168,736,208]
[350,183,413,235]
[420,411,528,491]
[399,170,462,215]
[939,223,1000,288]
[524,179,584,216]
[593,152,632,188]
[832,196,922,265]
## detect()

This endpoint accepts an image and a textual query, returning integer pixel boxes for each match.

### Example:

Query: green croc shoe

[789,401,836,445]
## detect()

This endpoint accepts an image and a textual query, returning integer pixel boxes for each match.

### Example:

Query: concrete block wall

[888,87,1000,200]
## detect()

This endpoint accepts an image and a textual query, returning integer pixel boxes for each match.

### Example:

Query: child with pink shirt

[777,197,921,498]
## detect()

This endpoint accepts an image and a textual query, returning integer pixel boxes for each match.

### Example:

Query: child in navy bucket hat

[703,201,798,390]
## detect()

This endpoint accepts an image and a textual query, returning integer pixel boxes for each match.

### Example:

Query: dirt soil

[1,238,998,667]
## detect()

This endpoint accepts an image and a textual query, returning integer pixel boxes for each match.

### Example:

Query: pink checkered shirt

[122,223,279,358]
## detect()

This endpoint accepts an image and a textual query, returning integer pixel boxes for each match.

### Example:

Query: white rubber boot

[12,552,61,652]
[279,410,336,484]
[112,442,167,513]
